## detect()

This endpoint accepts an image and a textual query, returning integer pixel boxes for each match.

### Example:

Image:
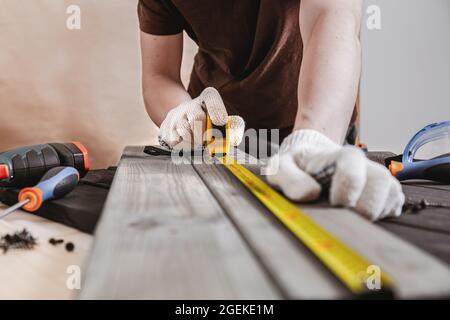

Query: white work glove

[159,87,245,150]
[266,129,405,221]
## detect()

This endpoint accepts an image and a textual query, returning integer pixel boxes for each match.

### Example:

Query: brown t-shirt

[138,0,302,139]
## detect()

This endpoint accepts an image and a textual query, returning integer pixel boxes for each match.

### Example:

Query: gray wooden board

[378,182,450,236]
[82,146,450,299]
[194,152,450,299]
[366,151,450,253]
[193,163,348,299]
[379,221,450,265]
[302,205,450,298]
[382,208,450,235]
[402,181,450,192]
[401,184,450,207]
[80,146,278,299]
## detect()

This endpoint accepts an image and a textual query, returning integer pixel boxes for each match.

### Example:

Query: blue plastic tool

[0,167,79,220]
[387,121,450,183]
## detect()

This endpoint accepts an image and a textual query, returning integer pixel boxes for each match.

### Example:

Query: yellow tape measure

[219,157,394,295]
[205,115,395,296]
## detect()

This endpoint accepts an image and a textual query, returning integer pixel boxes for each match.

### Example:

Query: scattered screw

[0,229,37,254]
[402,199,450,214]
[65,242,75,252]
[403,200,428,214]
[49,238,64,245]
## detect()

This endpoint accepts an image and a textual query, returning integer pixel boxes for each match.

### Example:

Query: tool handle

[18,167,80,212]
[0,142,89,188]
[0,144,60,184]
[396,158,450,183]
[37,167,80,200]
[205,114,231,157]
[424,163,450,183]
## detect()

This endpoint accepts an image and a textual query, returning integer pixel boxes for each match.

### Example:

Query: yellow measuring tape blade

[218,156,394,295]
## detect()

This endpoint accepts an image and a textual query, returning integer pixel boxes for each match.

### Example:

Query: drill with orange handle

[0,167,80,220]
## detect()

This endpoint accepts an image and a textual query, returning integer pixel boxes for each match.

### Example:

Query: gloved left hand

[265,129,405,221]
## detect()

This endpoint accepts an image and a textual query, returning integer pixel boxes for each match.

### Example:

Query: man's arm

[268,0,404,221]
[140,31,191,126]
[295,0,362,144]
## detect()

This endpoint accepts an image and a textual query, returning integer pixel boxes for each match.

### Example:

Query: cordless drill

[0,142,89,188]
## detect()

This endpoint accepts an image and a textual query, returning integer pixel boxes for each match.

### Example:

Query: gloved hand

[266,129,405,221]
[159,87,245,150]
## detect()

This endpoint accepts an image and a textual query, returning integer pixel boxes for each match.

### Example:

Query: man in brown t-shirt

[138,0,405,221]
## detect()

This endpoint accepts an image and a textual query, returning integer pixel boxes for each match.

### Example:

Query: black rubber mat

[0,168,116,234]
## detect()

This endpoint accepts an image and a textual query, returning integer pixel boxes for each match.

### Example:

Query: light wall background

[360,0,450,153]
[0,0,196,168]
[1,1,448,168]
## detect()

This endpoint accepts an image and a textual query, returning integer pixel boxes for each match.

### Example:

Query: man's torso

[139,0,303,137]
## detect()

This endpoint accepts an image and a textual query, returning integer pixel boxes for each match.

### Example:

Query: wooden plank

[194,150,450,298]
[402,184,450,207]
[382,208,450,235]
[366,151,396,166]
[379,221,450,265]
[193,163,347,299]
[366,151,450,236]
[402,181,450,192]
[80,146,278,299]
[304,205,450,298]
[380,182,450,235]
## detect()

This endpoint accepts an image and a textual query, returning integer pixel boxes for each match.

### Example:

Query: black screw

[65,242,75,252]
[49,238,64,245]
[1,229,37,253]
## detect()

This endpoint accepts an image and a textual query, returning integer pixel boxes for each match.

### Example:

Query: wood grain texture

[383,208,450,235]
[303,205,450,298]
[402,181,450,192]
[379,221,450,265]
[194,149,450,298]
[380,181,450,235]
[193,163,347,299]
[80,146,278,299]
[81,146,450,299]
[402,184,450,207]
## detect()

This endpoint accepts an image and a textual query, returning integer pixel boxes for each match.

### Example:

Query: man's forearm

[143,75,191,127]
[140,31,190,127]
[295,2,362,144]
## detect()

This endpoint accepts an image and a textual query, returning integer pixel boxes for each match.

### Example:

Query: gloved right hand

[159,87,245,150]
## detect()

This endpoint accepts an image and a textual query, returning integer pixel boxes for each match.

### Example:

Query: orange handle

[389,161,404,177]
[18,187,43,212]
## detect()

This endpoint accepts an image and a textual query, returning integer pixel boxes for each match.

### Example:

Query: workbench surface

[77,146,450,299]
[1,146,449,299]
[0,206,92,299]
[379,183,450,266]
